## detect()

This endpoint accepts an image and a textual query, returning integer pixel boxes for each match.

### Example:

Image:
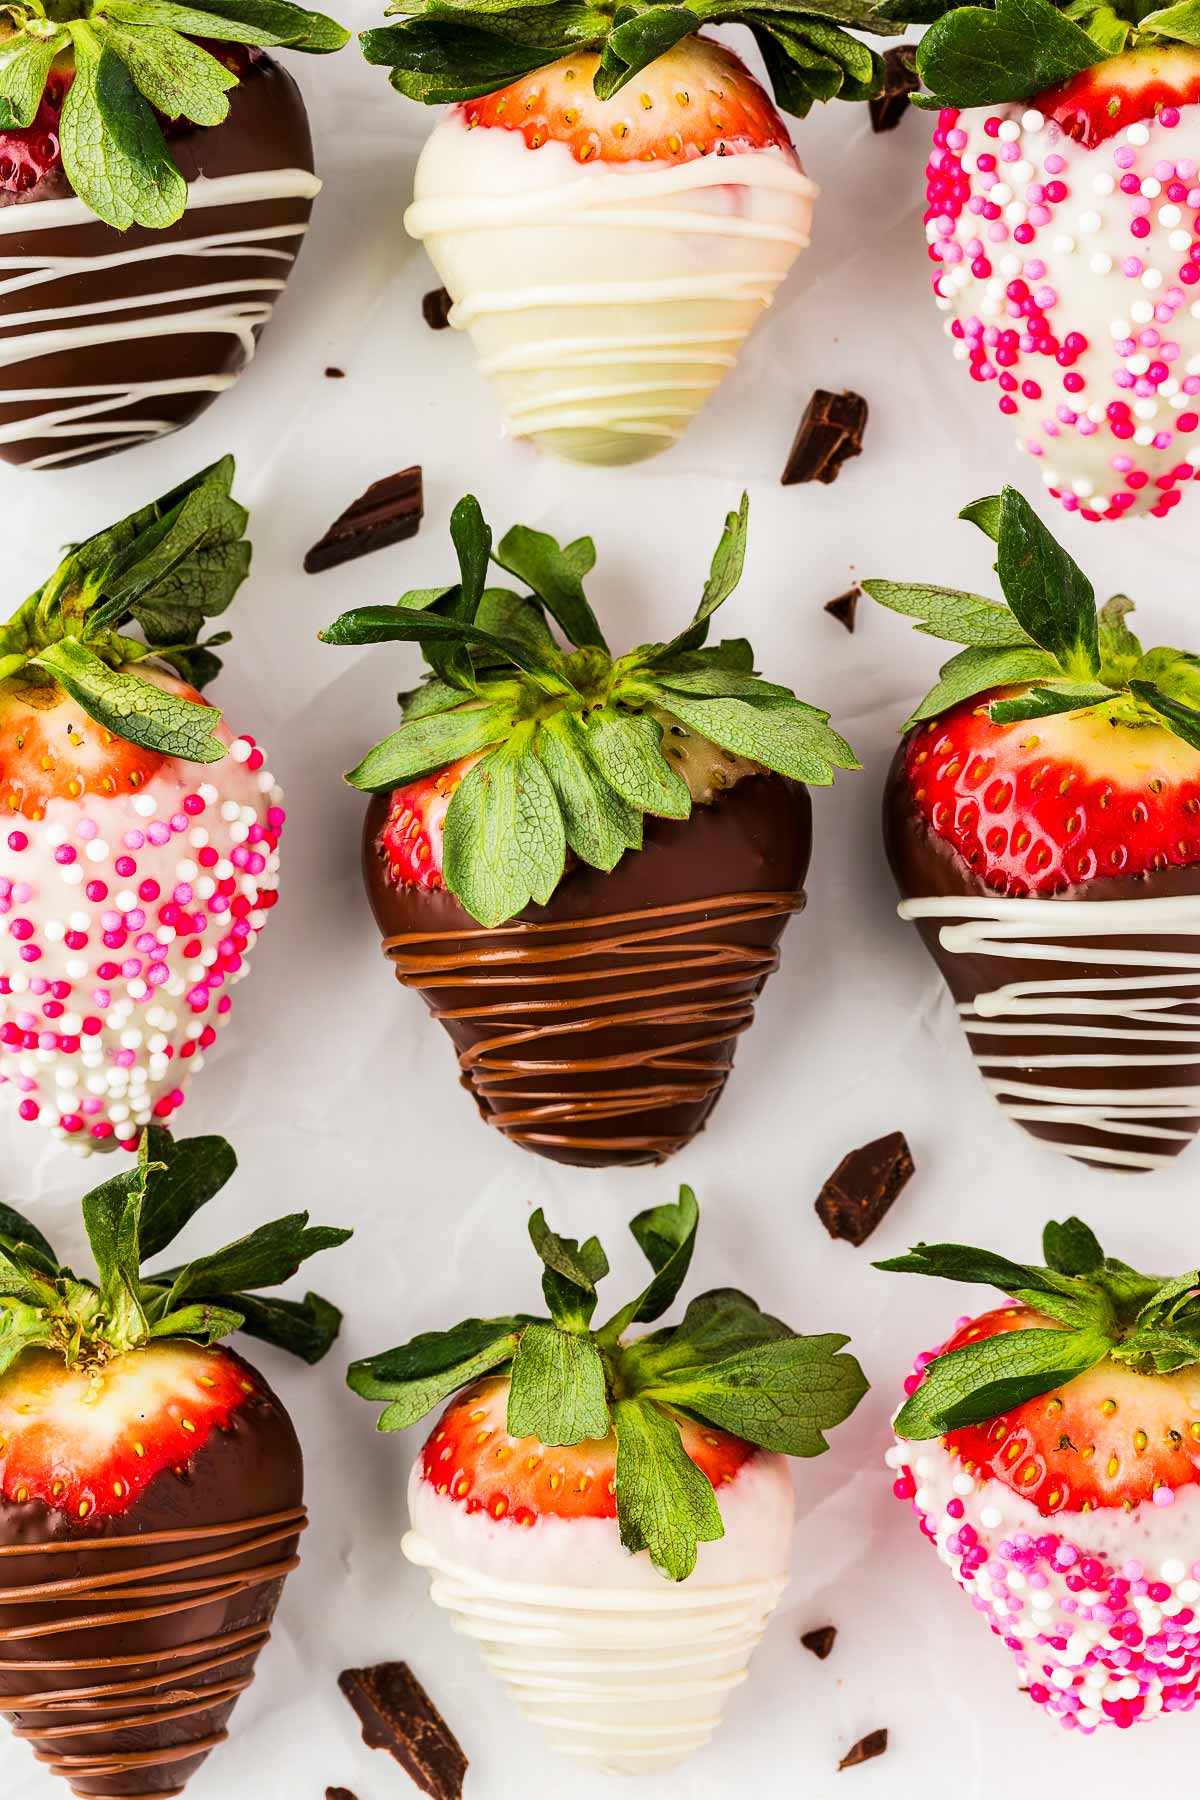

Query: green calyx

[0,456,258,765]
[0,1126,351,1374]
[320,492,859,929]
[863,484,1200,741]
[0,0,348,230]
[879,1217,1200,1439]
[347,1187,867,1582]
[360,0,914,118]
[914,0,1200,113]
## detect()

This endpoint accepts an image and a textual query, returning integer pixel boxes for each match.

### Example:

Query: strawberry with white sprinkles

[919,0,1200,519]
[0,458,282,1151]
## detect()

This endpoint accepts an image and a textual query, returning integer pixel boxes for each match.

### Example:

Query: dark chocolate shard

[339,1662,467,1800]
[802,1625,838,1659]
[824,588,859,633]
[325,366,346,379]
[305,468,423,575]
[869,45,919,132]
[327,1790,358,1799]
[782,391,869,487]
[815,1131,914,1246]
[423,287,453,330]
[839,1729,888,1771]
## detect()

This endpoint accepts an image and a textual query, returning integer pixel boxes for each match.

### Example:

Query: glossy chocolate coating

[0,1352,303,1798]
[364,774,813,1168]
[0,56,315,470]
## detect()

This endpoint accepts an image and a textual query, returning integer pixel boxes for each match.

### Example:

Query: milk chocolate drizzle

[0,1505,305,1799]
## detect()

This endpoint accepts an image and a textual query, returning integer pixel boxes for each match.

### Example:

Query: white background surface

[3,18,1200,1798]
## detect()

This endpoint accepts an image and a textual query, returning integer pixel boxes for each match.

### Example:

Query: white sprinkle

[115,890,136,913]
[133,794,156,817]
[998,118,1021,141]
[1053,234,1076,255]
[1131,299,1155,323]
[198,783,218,805]
[1011,160,1034,183]
[127,979,148,1002]
[188,828,209,849]
[1111,317,1132,339]
[42,920,64,942]
[1072,476,1094,498]
[980,1505,1003,1528]
[1134,425,1157,445]
[1128,352,1151,374]
[61,866,82,887]
[1133,398,1159,420]
[44,825,67,848]
[1021,109,1045,132]
[1079,210,1102,234]
[1126,122,1151,145]
[1000,253,1022,277]
[220,801,240,822]
[84,840,108,863]
[229,738,252,764]
[65,959,87,980]
[1171,229,1192,252]
[175,859,198,882]
[1090,252,1113,276]
[1143,268,1164,290]
[1092,171,1115,196]
[1160,203,1182,228]
[1142,176,1162,199]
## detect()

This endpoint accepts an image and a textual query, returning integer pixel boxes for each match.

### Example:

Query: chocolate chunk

[423,287,453,330]
[327,1790,358,1799]
[782,390,868,487]
[339,1662,466,1800]
[824,588,858,633]
[869,45,920,133]
[839,1729,888,1771]
[815,1131,914,1247]
[801,1625,837,1660]
[325,366,346,379]
[305,468,423,575]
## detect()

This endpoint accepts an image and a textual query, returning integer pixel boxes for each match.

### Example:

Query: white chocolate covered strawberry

[349,1189,867,1773]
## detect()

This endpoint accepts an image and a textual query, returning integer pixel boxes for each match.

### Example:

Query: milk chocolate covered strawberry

[0,0,347,468]
[866,485,1200,1170]
[361,0,907,465]
[883,1217,1200,1732]
[350,1187,866,1773]
[0,458,284,1151]
[322,493,858,1167]
[0,1125,349,1795]
[920,0,1200,520]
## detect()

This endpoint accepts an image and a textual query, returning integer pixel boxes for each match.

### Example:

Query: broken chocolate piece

[869,45,919,133]
[815,1130,914,1247]
[305,468,424,575]
[839,1729,888,1771]
[423,287,453,330]
[325,366,346,379]
[782,390,869,487]
[801,1625,837,1660]
[824,588,858,633]
[327,1789,358,1799]
[339,1662,467,1800]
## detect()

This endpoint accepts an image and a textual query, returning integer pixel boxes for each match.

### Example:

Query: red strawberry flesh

[1036,46,1200,148]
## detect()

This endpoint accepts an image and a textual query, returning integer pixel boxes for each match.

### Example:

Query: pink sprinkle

[1115,146,1136,169]
[6,833,26,853]
[147,823,170,847]
[123,830,145,851]
[77,820,97,841]
[1044,153,1065,174]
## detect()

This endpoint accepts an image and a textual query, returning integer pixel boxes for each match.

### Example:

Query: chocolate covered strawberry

[0,0,347,469]
[362,0,907,466]
[321,493,858,1167]
[0,458,284,1151]
[349,1186,866,1773]
[866,485,1200,1170]
[882,1217,1200,1732]
[0,1125,349,1794]
[920,0,1200,521]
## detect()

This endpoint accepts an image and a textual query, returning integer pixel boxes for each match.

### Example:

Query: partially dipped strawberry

[349,1187,866,1774]
[363,0,906,465]
[881,1218,1200,1733]
[865,486,1200,1171]
[321,494,858,1167]
[0,459,284,1153]
[0,1126,349,1794]
[919,0,1200,521]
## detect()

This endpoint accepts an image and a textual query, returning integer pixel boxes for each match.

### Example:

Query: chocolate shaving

[305,467,423,575]
[423,287,453,330]
[801,1625,838,1659]
[815,1130,914,1247]
[325,366,345,379]
[782,390,868,487]
[869,46,919,133]
[327,1789,358,1799]
[839,1729,888,1771]
[339,1662,467,1800]
[824,588,858,633]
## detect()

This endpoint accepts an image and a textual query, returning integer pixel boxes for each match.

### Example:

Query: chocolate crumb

[423,287,453,330]
[824,588,858,633]
[305,467,423,575]
[339,1662,466,1800]
[782,390,868,486]
[802,1625,837,1660]
[327,1789,358,1799]
[839,1729,888,1771]
[325,367,345,379]
[869,46,919,133]
[815,1131,914,1247]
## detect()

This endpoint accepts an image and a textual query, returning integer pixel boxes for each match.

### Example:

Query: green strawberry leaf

[613,1397,725,1581]
[62,23,188,230]
[892,1326,1112,1438]
[348,1318,528,1427]
[441,735,567,927]
[147,1300,245,1342]
[494,523,607,652]
[594,4,699,97]
[597,1186,699,1345]
[528,1211,609,1332]
[319,605,575,698]
[647,494,749,663]
[583,709,691,817]
[0,1203,59,1272]
[902,645,1062,730]
[100,21,237,124]
[362,18,561,101]
[995,487,1100,678]
[1097,594,1143,674]
[105,0,350,48]
[861,580,1033,649]
[916,0,1103,108]
[1043,1217,1105,1278]
[630,1289,795,1378]
[1131,679,1200,752]
[225,1289,344,1363]
[32,639,226,762]
[658,691,859,785]
[0,30,67,129]
[345,699,515,792]
[959,493,1004,541]
[82,1163,151,1349]
[1140,0,1200,47]
[154,1213,352,1311]
[536,710,643,872]
[988,681,1115,724]
[0,1305,58,1378]
[641,1332,868,1455]
[508,1323,612,1444]
[136,1129,238,1262]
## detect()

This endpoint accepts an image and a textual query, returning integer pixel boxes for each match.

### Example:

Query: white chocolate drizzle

[0,168,320,468]
[898,893,1200,1170]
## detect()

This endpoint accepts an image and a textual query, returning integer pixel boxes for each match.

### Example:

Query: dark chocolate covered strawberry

[882,1217,1200,1732]
[349,1186,866,1772]
[0,1124,349,1796]
[0,0,347,469]
[321,494,858,1168]
[866,484,1200,1171]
